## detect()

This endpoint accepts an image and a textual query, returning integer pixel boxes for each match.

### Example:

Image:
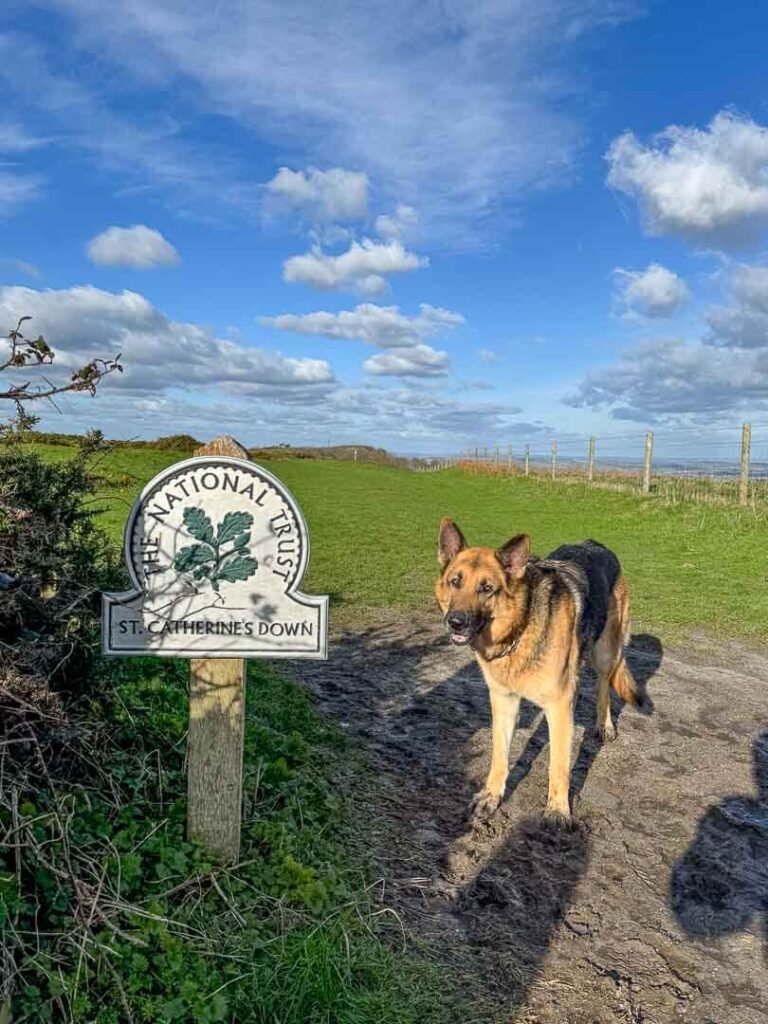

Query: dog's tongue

[452,632,471,645]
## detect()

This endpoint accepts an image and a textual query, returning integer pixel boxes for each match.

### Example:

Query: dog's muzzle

[444,610,487,647]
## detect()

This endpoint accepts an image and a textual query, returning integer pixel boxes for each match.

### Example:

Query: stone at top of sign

[195,435,250,459]
[102,446,328,659]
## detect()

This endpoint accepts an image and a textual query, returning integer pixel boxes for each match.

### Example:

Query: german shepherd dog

[434,519,639,825]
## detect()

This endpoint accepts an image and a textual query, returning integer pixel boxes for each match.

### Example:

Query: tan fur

[593,575,637,741]
[435,525,636,824]
[608,576,638,705]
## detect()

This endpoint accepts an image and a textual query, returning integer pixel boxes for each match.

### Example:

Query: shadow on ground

[294,619,692,1021]
[671,728,768,965]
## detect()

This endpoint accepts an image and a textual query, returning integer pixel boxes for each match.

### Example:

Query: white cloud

[0,117,42,215]
[0,286,544,447]
[478,348,499,363]
[706,263,768,348]
[0,123,49,153]
[345,386,533,439]
[723,263,768,312]
[0,121,46,213]
[86,225,181,269]
[0,171,40,214]
[262,302,463,348]
[568,259,768,421]
[374,204,418,242]
[614,263,689,318]
[566,337,768,420]
[364,344,449,377]
[32,380,547,453]
[0,285,333,395]
[264,166,368,222]
[606,111,768,248]
[283,239,427,294]
[20,1,641,241]
[0,33,262,223]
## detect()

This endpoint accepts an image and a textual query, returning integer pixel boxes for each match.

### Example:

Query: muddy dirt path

[294,620,768,1024]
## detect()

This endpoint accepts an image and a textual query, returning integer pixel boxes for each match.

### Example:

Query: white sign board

[103,456,328,658]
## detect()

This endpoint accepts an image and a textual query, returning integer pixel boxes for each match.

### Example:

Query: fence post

[550,441,557,481]
[507,444,513,472]
[739,422,752,506]
[642,431,653,495]
[494,445,499,468]
[587,436,595,484]
[524,445,530,477]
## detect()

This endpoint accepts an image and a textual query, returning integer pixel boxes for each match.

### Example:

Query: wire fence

[412,423,768,507]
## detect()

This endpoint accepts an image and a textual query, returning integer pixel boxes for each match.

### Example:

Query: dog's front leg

[543,694,574,825]
[469,689,520,820]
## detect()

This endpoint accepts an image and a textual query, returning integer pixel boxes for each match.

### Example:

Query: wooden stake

[642,431,653,495]
[524,445,530,477]
[550,441,557,480]
[739,422,752,507]
[187,658,246,863]
[186,435,250,864]
[587,437,595,484]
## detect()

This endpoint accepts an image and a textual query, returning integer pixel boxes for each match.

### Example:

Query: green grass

[31,442,188,542]
[4,657,455,1023]
[33,442,768,642]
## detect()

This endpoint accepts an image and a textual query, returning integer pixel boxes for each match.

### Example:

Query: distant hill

[22,431,202,452]
[248,443,404,465]
[22,431,409,465]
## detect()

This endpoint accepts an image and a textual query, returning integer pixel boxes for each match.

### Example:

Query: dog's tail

[609,574,640,706]
[610,657,639,706]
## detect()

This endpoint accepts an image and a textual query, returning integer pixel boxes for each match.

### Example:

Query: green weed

[2,659,453,1022]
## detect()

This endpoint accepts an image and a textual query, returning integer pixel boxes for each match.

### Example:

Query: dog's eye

[449,575,462,588]
[479,582,494,595]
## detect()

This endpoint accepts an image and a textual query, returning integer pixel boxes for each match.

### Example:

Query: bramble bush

[1,312,121,713]
[0,434,120,699]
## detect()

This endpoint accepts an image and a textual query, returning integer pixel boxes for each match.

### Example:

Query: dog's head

[434,517,530,647]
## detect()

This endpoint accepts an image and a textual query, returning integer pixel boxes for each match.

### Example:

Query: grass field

[34,442,768,642]
[11,441,765,1022]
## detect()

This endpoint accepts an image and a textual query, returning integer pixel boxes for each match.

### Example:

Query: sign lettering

[103,456,328,658]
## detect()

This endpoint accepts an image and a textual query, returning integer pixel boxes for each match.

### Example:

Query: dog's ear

[496,533,530,580]
[438,517,466,568]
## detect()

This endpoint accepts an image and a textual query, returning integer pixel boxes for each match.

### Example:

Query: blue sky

[3,0,768,457]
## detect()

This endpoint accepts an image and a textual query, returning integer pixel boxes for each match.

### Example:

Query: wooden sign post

[188,437,248,863]
[102,436,328,863]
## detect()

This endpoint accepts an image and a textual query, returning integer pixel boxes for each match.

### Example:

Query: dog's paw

[468,789,502,821]
[594,721,617,743]
[542,803,573,830]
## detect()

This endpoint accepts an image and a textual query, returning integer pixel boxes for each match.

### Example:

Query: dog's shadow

[670,728,768,964]
[446,633,662,1014]
[298,623,663,1017]
[500,633,662,807]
